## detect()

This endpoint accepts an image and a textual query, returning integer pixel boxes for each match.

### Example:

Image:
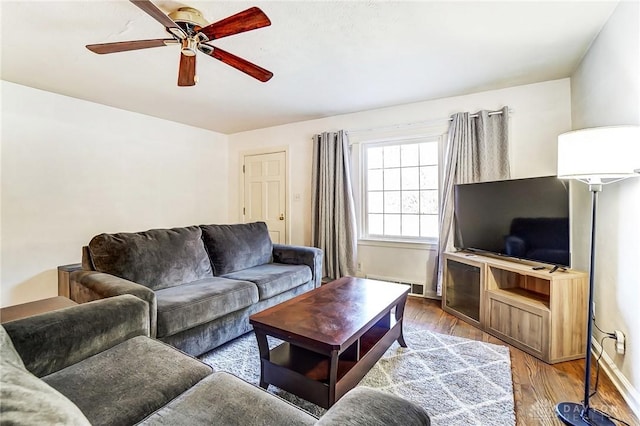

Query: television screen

[453,176,570,267]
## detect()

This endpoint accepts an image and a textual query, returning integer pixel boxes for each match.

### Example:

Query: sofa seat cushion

[42,336,212,426]
[155,277,259,338]
[88,226,213,291]
[201,222,273,275]
[139,371,316,426]
[222,263,312,300]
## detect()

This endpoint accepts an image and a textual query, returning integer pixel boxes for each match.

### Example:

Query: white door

[243,151,287,243]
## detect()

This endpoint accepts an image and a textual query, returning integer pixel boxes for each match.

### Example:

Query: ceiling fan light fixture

[181,38,197,56]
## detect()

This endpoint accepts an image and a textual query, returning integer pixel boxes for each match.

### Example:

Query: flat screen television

[453,176,570,267]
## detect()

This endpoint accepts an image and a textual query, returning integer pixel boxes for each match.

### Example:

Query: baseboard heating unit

[365,275,425,297]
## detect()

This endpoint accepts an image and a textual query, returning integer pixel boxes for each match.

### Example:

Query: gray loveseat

[0,295,431,425]
[70,222,321,356]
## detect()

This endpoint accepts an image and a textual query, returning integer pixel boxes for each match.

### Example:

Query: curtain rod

[459,108,507,120]
[345,108,511,135]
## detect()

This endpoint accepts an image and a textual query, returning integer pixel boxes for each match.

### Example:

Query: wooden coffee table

[249,276,409,408]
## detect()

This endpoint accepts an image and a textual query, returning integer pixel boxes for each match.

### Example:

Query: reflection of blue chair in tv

[504,217,570,266]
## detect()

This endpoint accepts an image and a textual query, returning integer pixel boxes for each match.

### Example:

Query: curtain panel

[311,130,357,280]
[436,106,510,295]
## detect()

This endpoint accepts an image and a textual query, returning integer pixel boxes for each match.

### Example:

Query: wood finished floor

[404,297,638,426]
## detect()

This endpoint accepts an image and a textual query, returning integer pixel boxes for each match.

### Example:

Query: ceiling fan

[86,0,273,86]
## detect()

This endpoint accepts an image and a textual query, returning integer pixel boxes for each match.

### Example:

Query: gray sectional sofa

[70,222,322,356]
[1,295,431,425]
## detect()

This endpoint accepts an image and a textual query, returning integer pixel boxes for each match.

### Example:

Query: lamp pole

[583,183,600,416]
[555,183,614,426]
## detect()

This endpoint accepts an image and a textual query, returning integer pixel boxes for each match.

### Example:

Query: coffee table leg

[395,295,408,348]
[254,329,270,389]
[328,350,339,407]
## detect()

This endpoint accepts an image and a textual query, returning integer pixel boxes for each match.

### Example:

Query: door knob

[279,214,284,220]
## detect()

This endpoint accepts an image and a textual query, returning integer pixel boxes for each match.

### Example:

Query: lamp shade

[557,125,640,180]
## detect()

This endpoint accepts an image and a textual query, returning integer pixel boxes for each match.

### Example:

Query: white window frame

[357,134,443,245]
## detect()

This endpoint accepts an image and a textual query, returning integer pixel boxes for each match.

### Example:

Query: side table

[0,296,78,324]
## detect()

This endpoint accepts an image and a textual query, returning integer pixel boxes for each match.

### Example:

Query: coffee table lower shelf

[260,320,401,408]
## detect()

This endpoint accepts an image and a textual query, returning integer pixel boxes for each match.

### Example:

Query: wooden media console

[443,251,588,364]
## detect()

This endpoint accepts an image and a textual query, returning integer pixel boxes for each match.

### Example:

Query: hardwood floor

[404,297,638,426]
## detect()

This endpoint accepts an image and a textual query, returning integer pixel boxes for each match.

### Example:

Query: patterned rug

[200,324,515,425]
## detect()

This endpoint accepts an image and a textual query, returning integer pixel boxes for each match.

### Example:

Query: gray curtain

[436,106,510,295]
[311,130,357,280]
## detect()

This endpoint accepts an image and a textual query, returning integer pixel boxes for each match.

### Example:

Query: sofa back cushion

[88,226,213,291]
[200,222,273,275]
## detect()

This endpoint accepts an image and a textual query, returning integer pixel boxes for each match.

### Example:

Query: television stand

[442,252,588,364]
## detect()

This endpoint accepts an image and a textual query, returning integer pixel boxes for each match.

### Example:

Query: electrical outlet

[614,330,625,355]
[357,262,362,272]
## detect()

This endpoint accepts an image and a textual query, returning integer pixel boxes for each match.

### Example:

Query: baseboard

[591,337,640,419]
[423,291,441,300]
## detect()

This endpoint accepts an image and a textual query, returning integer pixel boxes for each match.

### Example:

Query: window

[362,138,439,241]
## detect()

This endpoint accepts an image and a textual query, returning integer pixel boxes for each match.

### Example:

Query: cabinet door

[486,296,549,361]
[442,256,484,327]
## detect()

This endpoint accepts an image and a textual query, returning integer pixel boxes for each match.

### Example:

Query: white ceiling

[1,1,618,134]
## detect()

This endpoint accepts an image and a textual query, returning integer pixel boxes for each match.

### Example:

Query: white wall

[1,81,229,307]
[570,1,640,416]
[228,79,571,295]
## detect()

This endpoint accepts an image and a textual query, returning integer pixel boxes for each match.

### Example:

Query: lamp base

[556,402,615,425]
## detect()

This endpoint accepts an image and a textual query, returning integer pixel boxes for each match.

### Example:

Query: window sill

[358,238,438,250]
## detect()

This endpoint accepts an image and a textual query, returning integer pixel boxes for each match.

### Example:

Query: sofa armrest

[2,295,149,378]
[273,244,323,288]
[316,387,431,426]
[70,270,158,337]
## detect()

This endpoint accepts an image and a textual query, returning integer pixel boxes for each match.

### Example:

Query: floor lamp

[555,125,640,426]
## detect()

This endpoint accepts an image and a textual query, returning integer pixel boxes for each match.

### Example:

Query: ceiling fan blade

[178,54,197,86]
[198,7,271,40]
[129,0,187,39]
[200,45,273,82]
[86,39,177,54]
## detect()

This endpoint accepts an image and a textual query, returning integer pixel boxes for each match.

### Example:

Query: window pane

[402,191,419,214]
[420,190,438,214]
[384,214,401,235]
[368,169,383,191]
[367,146,384,169]
[368,191,383,213]
[384,145,400,168]
[402,215,420,237]
[419,142,438,166]
[401,144,419,167]
[419,166,438,189]
[401,167,419,190]
[369,214,384,235]
[420,214,438,238]
[385,191,401,213]
[364,139,440,241]
[384,168,400,190]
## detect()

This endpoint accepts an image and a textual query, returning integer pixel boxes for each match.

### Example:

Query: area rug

[199,324,515,425]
